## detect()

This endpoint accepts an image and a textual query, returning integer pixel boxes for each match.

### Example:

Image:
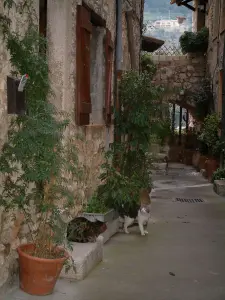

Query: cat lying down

[67,217,107,243]
[118,188,152,236]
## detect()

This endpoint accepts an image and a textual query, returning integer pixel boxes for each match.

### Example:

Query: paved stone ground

[5,164,225,300]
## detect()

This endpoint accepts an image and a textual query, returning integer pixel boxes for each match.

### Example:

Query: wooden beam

[182,3,195,11]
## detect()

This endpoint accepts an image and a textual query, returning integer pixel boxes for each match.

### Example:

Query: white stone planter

[81,209,115,223]
[214,180,225,197]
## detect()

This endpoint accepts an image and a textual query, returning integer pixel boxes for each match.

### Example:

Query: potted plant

[0,18,84,295]
[199,113,220,180]
[81,193,114,223]
[212,168,225,196]
[183,131,197,165]
[179,27,209,55]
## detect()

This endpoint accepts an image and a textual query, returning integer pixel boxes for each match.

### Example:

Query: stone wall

[0,0,143,290]
[151,54,206,111]
[192,0,225,114]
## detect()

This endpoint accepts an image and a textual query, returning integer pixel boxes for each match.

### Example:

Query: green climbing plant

[0,0,83,259]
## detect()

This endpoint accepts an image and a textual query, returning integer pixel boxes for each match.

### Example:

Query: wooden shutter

[104,28,113,126]
[76,5,92,126]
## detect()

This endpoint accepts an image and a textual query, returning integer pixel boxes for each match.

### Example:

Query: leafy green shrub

[199,113,221,158]
[141,53,157,78]
[212,168,225,183]
[179,27,209,54]
[85,194,110,214]
[190,78,213,121]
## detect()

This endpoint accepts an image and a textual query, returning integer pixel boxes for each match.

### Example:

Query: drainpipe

[114,0,123,143]
[221,35,225,167]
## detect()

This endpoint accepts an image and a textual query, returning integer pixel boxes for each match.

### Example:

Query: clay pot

[184,149,194,165]
[169,146,183,162]
[205,159,219,181]
[17,244,69,296]
[198,155,208,171]
[192,151,200,168]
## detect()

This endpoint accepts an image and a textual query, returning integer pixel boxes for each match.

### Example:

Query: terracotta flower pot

[198,155,208,171]
[192,151,200,168]
[17,244,69,296]
[205,159,219,181]
[184,149,194,166]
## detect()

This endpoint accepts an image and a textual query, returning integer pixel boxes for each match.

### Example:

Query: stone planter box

[81,209,115,223]
[214,180,225,197]
[61,217,120,281]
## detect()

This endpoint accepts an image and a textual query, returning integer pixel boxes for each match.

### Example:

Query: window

[76,5,92,126]
[76,5,113,126]
[39,0,47,37]
[220,0,225,33]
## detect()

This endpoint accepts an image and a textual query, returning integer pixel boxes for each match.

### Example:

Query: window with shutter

[76,5,92,126]
[104,28,113,126]
[39,0,47,37]
[220,0,225,33]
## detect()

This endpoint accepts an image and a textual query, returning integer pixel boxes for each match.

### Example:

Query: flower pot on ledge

[205,158,219,182]
[183,149,195,165]
[192,151,200,169]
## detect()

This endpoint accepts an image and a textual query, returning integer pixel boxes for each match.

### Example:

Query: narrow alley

[6,164,225,300]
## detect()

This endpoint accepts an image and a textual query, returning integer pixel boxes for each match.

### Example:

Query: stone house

[171,0,225,118]
[0,0,144,291]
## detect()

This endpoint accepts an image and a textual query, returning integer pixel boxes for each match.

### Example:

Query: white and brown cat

[119,188,152,236]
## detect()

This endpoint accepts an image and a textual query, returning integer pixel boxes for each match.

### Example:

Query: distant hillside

[144,0,193,47]
[144,0,192,22]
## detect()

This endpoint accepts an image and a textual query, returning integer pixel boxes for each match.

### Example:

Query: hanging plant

[179,27,209,54]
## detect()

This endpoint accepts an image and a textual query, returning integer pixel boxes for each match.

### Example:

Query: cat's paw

[141,232,146,236]
[125,231,130,234]
[144,230,148,234]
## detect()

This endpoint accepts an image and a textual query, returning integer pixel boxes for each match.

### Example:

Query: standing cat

[119,188,152,236]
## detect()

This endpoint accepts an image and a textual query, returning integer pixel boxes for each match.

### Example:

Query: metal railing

[153,43,183,56]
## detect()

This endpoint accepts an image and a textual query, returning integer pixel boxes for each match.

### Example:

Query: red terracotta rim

[17,244,69,263]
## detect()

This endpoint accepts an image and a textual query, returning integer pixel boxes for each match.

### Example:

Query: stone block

[60,236,104,281]
[60,218,119,280]
[214,180,225,197]
[100,218,120,244]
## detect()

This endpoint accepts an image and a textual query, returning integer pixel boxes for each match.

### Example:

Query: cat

[67,217,107,243]
[119,188,152,236]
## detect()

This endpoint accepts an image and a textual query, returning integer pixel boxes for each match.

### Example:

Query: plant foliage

[190,78,213,121]
[212,168,225,183]
[198,113,223,158]
[179,27,209,54]
[0,1,83,259]
[97,70,163,211]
